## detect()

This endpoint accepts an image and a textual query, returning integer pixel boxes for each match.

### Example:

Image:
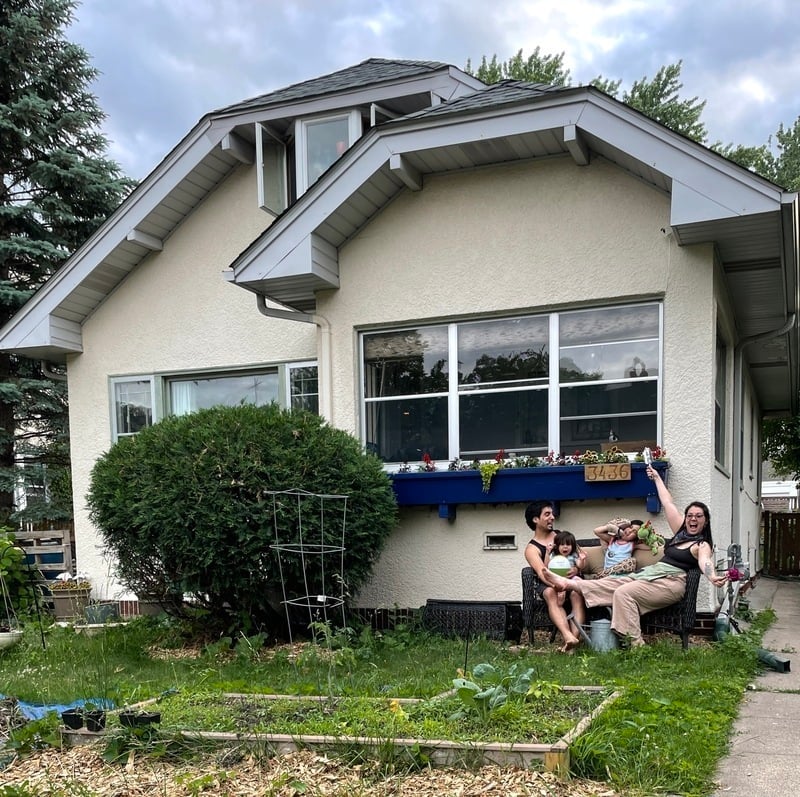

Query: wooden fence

[762,511,800,577]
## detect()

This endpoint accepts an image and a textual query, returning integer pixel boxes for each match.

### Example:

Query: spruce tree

[0,0,134,522]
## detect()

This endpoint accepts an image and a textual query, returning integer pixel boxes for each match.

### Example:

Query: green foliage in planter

[86,404,398,636]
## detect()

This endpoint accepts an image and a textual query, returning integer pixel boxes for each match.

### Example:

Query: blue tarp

[0,694,115,720]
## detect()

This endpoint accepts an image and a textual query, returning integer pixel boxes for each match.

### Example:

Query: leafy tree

[86,404,399,638]
[466,48,572,86]
[617,62,707,142]
[466,51,705,143]
[0,0,133,522]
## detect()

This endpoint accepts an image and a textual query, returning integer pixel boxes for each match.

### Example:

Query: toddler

[594,517,643,576]
[546,530,586,606]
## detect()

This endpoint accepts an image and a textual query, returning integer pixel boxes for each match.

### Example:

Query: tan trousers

[577,574,687,643]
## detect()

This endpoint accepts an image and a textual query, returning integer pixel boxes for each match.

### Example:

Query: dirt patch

[1,744,623,796]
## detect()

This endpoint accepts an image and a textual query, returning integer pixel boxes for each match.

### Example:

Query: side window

[288,363,319,413]
[256,123,288,216]
[112,378,154,441]
[715,333,727,465]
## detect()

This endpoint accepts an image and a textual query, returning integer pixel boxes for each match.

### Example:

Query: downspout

[256,294,332,421]
[731,312,797,547]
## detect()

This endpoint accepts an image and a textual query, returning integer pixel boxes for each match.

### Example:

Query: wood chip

[1,745,625,796]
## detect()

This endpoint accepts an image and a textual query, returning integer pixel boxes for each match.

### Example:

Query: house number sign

[583,463,631,482]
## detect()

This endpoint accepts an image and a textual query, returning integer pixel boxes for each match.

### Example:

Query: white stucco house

[1,59,797,616]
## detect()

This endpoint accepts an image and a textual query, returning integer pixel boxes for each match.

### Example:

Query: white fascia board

[232,140,392,282]
[269,235,339,285]
[12,315,82,356]
[576,100,783,222]
[0,120,231,352]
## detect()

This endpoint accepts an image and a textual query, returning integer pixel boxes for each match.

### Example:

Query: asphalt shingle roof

[400,80,574,121]
[213,58,452,115]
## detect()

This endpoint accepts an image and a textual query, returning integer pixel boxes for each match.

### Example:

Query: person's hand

[708,573,728,587]
[646,464,658,481]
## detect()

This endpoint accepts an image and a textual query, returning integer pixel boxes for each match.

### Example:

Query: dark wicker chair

[521,565,702,649]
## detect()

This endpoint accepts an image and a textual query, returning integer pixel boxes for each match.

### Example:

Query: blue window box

[390,462,669,519]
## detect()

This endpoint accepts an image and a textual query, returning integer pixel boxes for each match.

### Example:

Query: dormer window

[295,111,362,193]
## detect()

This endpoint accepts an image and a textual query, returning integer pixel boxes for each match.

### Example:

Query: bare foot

[548,573,570,591]
[559,635,580,653]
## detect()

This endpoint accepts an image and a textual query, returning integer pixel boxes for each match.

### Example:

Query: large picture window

[362,304,661,464]
[111,363,318,442]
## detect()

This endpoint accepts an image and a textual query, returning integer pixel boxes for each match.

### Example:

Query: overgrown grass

[0,610,773,795]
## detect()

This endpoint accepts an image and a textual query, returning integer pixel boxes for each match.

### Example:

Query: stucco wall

[67,164,316,595]
[314,155,724,609]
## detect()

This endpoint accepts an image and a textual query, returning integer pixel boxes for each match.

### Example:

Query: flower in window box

[417,453,437,472]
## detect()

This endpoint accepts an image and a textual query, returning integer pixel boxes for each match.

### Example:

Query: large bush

[86,404,398,636]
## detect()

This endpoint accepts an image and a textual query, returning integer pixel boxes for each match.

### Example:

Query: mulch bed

[1,744,624,796]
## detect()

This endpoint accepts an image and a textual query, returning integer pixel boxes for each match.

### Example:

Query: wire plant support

[267,489,349,644]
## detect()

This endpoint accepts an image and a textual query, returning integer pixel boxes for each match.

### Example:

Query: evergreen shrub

[86,404,398,636]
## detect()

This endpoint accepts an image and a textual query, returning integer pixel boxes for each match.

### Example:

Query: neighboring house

[0,59,797,615]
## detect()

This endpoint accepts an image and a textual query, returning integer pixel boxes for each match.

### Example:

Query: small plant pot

[61,708,84,730]
[119,709,161,727]
[84,709,106,732]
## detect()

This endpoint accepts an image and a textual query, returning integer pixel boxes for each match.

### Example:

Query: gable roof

[1,61,798,415]
[226,79,800,415]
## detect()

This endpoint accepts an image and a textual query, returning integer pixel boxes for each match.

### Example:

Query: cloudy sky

[66,0,800,181]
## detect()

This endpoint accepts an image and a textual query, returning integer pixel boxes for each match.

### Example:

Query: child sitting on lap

[546,530,586,606]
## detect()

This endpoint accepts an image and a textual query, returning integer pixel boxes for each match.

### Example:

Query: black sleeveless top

[528,538,548,561]
[661,539,702,572]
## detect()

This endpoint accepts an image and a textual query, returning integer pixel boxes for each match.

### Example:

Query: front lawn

[0,611,772,795]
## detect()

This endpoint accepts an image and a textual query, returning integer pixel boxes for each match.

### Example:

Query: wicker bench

[521,539,702,649]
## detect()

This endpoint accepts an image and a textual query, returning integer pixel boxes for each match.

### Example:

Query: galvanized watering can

[578,618,619,652]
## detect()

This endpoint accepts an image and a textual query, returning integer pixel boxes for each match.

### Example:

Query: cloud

[68,0,800,179]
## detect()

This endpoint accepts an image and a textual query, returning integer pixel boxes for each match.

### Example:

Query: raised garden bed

[61,688,618,774]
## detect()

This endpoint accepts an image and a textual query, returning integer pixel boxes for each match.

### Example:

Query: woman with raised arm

[544,465,727,647]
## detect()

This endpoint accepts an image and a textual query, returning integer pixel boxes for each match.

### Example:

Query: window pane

[169,372,278,414]
[560,305,659,383]
[560,339,659,382]
[560,415,657,452]
[114,381,152,436]
[560,381,657,417]
[364,396,448,462]
[364,328,449,397]
[460,390,548,457]
[458,316,549,387]
[560,381,657,452]
[560,305,659,346]
[306,117,349,185]
[290,366,319,414]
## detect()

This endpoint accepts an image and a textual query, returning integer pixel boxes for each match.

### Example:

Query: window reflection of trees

[461,346,548,385]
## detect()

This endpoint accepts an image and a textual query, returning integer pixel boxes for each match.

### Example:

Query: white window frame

[255,122,287,216]
[294,110,361,193]
[360,303,663,465]
[110,376,157,442]
[110,362,318,443]
[286,360,319,412]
